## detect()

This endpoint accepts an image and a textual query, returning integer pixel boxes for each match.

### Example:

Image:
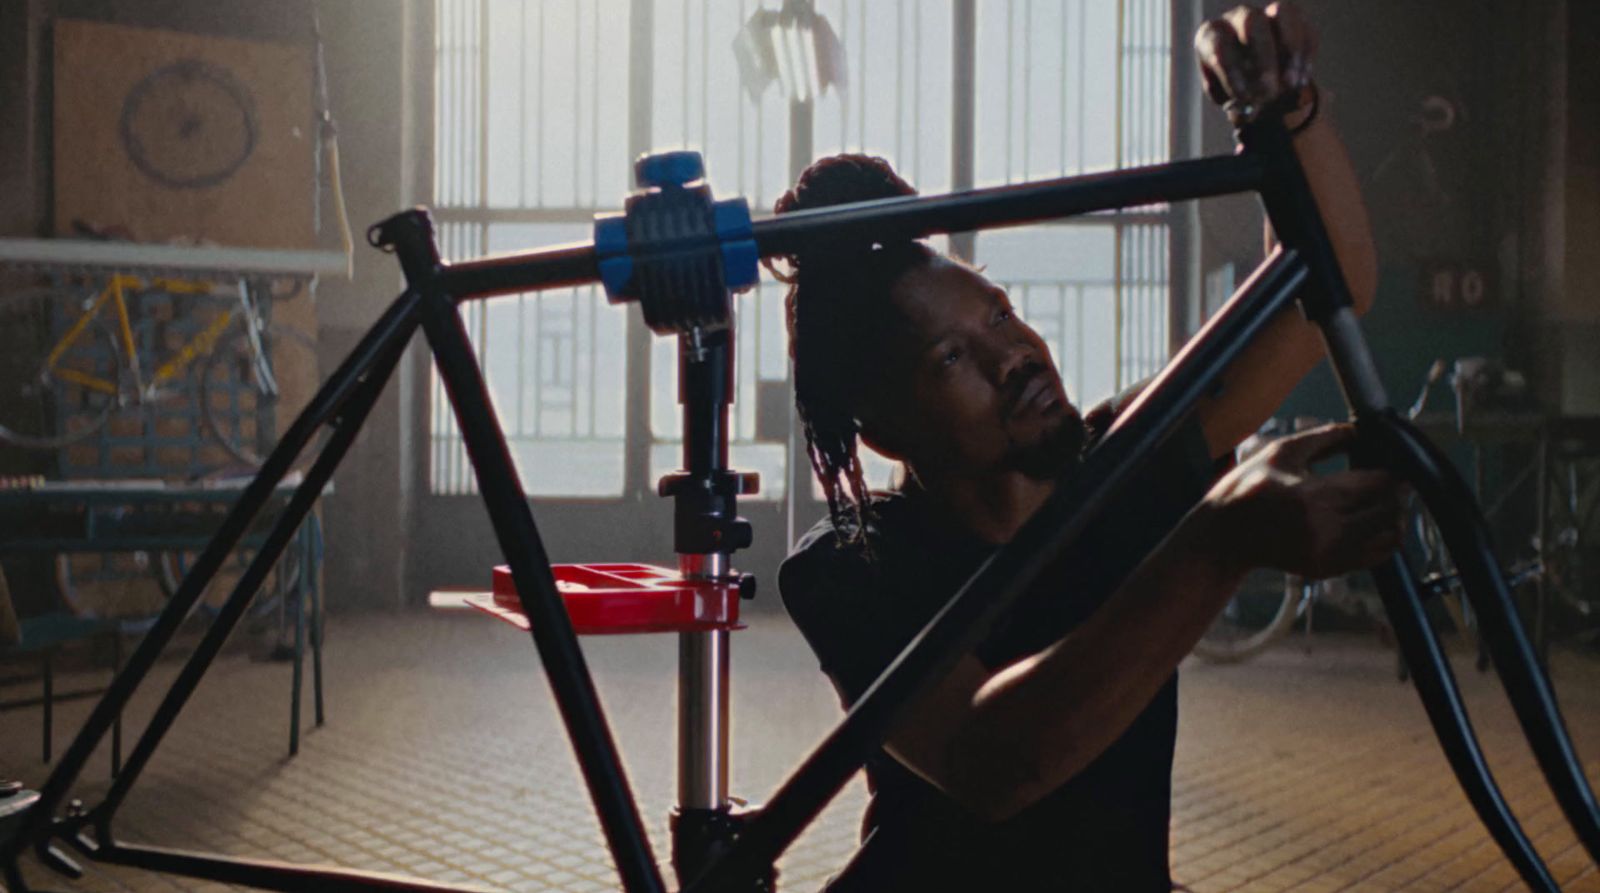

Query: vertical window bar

[1141,222,1151,372]
[451,0,461,206]
[1135,0,1144,164]
[1075,283,1085,398]
[1155,228,1163,369]
[895,0,905,167]
[477,0,488,208]
[1154,226,1163,367]
[434,0,443,205]
[593,0,602,205]
[442,223,454,491]
[742,0,755,188]
[1003,0,1013,182]
[518,3,527,206]
[532,292,544,437]
[701,0,709,152]
[465,0,475,205]
[1113,223,1123,392]
[440,0,450,205]
[857,0,866,149]
[913,1,922,182]
[1114,0,1124,169]
[1055,283,1066,390]
[1142,223,1150,377]
[569,294,580,431]
[1021,0,1031,180]
[681,0,690,148]
[1076,0,1086,173]
[517,294,527,434]
[1151,0,1160,163]
[1155,227,1163,369]
[838,0,848,150]
[754,65,764,207]
[1059,0,1068,176]
[460,0,466,204]
[462,0,471,206]
[572,4,582,196]
[1152,0,1160,161]
[475,238,488,364]
[1141,225,1149,376]
[537,0,546,206]
[1127,224,1137,383]
[589,288,599,436]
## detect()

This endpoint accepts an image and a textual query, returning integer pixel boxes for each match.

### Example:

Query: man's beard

[1007,410,1088,481]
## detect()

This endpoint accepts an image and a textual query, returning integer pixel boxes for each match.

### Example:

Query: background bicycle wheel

[0,285,122,451]
[199,320,324,472]
[1193,569,1305,663]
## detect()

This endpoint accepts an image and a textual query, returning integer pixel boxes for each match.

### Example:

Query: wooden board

[53,19,314,250]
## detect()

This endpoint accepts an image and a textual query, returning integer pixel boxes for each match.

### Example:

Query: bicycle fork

[1355,413,1600,890]
[1245,115,1600,891]
[1311,282,1600,893]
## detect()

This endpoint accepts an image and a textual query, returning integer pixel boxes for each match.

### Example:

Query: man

[772,4,1401,890]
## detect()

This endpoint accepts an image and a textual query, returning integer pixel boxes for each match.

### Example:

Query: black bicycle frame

[4,116,1597,893]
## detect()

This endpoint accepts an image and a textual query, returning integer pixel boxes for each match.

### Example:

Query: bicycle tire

[1193,572,1306,663]
[156,546,299,623]
[199,321,322,470]
[55,551,169,622]
[1544,459,1600,621]
[0,287,122,451]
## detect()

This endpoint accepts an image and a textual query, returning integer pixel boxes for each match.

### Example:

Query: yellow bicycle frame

[42,274,236,398]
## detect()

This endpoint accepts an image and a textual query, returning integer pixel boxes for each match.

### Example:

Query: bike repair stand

[461,150,770,890]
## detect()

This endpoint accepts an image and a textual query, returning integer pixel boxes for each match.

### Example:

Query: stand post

[661,326,765,889]
[677,579,730,811]
[675,328,734,813]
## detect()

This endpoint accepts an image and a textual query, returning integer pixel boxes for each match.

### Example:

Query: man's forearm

[1276,93,1379,313]
[1194,101,1378,460]
[955,504,1246,819]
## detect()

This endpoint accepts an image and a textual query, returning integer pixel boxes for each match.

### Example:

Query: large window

[431,0,1179,499]
[431,0,632,496]
[973,0,1172,407]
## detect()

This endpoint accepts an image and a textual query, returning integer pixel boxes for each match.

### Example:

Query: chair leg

[41,649,52,764]
[308,530,324,728]
[111,630,123,777]
[290,567,304,758]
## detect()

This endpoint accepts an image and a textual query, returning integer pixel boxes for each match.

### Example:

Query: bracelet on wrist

[1287,83,1321,136]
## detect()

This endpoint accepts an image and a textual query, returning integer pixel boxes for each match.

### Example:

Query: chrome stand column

[677,553,731,811]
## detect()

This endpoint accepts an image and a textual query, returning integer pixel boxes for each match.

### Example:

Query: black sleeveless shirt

[778,411,1224,892]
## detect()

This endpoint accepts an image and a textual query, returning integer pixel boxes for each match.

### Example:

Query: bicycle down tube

[5,114,1597,893]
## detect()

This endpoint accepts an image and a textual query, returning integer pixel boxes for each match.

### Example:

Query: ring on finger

[1224,99,1258,124]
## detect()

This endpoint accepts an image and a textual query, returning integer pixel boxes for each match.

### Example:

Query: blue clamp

[593,212,632,300]
[592,151,759,329]
[712,198,758,293]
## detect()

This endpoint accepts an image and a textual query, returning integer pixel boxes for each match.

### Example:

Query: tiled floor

[2,608,1597,892]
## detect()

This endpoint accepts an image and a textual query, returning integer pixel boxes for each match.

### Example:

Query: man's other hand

[1203,423,1408,579]
[1195,2,1315,127]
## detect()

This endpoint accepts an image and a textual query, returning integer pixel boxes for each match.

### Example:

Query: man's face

[861,257,1085,480]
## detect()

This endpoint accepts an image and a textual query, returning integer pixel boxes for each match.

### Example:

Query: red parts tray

[467,563,743,635]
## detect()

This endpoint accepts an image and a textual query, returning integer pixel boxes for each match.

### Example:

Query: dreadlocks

[768,154,935,549]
